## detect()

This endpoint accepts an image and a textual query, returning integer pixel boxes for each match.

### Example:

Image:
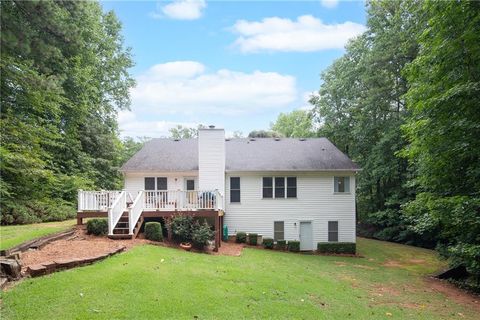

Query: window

[275,177,285,198]
[145,177,155,190]
[230,177,240,203]
[287,177,297,198]
[328,221,339,242]
[263,177,273,198]
[157,177,168,190]
[263,177,297,199]
[334,176,350,193]
[144,177,167,190]
[274,221,284,241]
[186,179,195,191]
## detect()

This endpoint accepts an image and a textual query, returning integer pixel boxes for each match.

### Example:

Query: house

[77,126,360,251]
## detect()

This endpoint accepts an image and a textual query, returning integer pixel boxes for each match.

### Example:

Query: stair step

[108,234,132,240]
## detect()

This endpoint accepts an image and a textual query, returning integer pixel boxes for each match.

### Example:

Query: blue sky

[101,0,366,138]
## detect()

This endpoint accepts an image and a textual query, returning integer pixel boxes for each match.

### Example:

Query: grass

[0,220,76,251]
[1,238,477,319]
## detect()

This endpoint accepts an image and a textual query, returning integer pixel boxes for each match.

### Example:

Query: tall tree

[401,0,480,278]
[0,1,134,223]
[311,0,424,244]
[270,110,315,138]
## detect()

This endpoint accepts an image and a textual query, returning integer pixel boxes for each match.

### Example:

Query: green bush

[145,222,163,242]
[263,238,274,249]
[275,240,287,250]
[288,241,300,252]
[236,232,247,243]
[248,233,258,246]
[191,220,215,249]
[317,242,356,254]
[169,215,194,243]
[86,218,108,236]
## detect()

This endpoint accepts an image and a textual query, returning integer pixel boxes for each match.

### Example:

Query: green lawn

[1,238,477,319]
[0,220,76,251]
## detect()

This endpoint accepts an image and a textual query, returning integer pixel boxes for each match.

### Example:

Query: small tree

[168,215,194,243]
[191,220,215,250]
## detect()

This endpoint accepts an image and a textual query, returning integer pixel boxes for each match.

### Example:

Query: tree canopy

[1,0,134,223]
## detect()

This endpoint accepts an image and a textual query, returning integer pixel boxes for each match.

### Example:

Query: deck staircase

[108,211,144,240]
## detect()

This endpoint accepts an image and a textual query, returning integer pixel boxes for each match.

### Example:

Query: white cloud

[150,0,206,20]
[118,110,198,138]
[131,61,298,116]
[321,0,339,9]
[231,15,366,53]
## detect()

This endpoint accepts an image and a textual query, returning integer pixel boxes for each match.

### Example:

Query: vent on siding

[225,138,230,141]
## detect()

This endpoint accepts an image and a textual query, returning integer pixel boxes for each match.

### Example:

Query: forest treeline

[271,0,479,283]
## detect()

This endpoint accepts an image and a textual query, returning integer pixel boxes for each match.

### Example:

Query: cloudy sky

[101,0,366,138]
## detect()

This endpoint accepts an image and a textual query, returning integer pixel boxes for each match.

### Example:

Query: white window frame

[262,176,297,199]
[333,176,350,194]
[274,221,285,241]
[328,221,339,242]
[145,177,168,191]
[230,177,241,203]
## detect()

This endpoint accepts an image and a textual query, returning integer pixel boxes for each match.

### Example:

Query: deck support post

[77,217,83,225]
[214,214,220,252]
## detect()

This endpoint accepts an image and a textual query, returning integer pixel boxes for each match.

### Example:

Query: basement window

[274,221,284,241]
[328,221,339,242]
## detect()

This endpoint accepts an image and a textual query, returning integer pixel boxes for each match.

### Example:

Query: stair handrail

[128,190,144,235]
[108,190,127,235]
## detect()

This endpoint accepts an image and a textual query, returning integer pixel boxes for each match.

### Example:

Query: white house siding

[224,172,356,245]
[123,171,199,196]
[198,129,226,200]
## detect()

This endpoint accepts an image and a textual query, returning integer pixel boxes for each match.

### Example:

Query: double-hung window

[274,221,284,241]
[263,177,297,198]
[230,177,240,203]
[263,177,273,198]
[144,177,167,191]
[328,221,339,242]
[334,176,350,193]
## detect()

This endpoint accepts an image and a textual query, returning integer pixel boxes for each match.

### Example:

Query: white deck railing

[108,191,127,235]
[143,190,222,211]
[77,190,122,211]
[128,191,144,234]
[78,189,223,234]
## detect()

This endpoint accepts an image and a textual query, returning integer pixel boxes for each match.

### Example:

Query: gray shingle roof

[120,138,360,172]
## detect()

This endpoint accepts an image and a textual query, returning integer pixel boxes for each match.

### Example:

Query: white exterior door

[300,221,313,251]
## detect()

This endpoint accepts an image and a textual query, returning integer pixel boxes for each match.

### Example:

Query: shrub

[86,218,108,236]
[288,241,300,252]
[169,215,194,243]
[317,242,356,254]
[263,237,274,249]
[191,220,215,249]
[248,233,258,246]
[275,240,287,250]
[236,232,247,243]
[145,222,163,242]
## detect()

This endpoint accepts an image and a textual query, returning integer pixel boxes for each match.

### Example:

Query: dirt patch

[370,285,401,297]
[382,260,404,268]
[353,264,375,270]
[409,259,426,264]
[334,261,347,267]
[212,242,244,256]
[424,277,480,312]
